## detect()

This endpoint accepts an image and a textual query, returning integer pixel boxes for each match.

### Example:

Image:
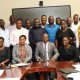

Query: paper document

[0,70,4,76]
[73,63,80,71]
[67,72,80,80]
[0,78,20,80]
[13,63,30,67]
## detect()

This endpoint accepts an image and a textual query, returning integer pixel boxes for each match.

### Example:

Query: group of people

[0,14,80,80]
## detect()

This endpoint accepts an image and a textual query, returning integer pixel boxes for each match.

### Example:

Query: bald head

[33,18,40,28]
[42,33,49,43]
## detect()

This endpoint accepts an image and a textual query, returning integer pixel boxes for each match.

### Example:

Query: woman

[0,37,10,67]
[55,19,75,48]
[58,36,79,61]
[12,35,32,63]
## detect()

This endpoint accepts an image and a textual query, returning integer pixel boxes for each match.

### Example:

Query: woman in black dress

[55,19,76,48]
[0,37,10,67]
[58,36,79,61]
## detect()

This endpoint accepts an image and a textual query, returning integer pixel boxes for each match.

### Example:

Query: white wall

[0,0,80,25]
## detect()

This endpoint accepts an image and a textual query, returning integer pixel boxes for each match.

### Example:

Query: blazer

[35,41,59,61]
[12,44,32,63]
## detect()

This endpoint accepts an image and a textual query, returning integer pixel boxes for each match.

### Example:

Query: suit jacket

[35,41,59,61]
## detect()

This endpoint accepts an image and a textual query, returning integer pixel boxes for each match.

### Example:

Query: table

[0,61,76,80]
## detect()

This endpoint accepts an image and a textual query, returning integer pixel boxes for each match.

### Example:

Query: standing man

[46,16,60,43]
[10,18,29,46]
[0,19,10,47]
[29,18,45,61]
[41,15,47,28]
[7,15,16,32]
[70,14,80,48]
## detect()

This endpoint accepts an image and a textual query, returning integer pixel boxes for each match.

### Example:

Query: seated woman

[0,37,10,67]
[58,36,79,62]
[12,35,36,80]
[12,35,32,63]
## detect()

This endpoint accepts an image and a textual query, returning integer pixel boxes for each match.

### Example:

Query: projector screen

[12,5,71,23]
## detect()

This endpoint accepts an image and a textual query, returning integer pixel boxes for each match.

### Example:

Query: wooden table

[0,61,76,80]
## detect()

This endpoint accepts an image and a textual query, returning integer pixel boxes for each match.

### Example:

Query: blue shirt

[45,24,60,42]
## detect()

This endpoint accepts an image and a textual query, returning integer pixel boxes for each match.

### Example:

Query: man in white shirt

[7,15,16,32]
[70,14,80,48]
[41,15,47,28]
[10,19,29,46]
[25,19,32,44]
[0,19,10,47]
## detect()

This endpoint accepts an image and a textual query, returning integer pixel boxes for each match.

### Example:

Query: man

[25,19,31,30]
[10,18,29,46]
[7,15,16,32]
[70,14,80,48]
[41,15,47,28]
[35,33,59,62]
[66,17,73,28]
[45,16,60,43]
[35,33,59,80]
[56,17,61,26]
[0,19,10,47]
[29,18,45,61]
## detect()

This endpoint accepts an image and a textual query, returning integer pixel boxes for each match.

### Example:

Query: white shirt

[43,42,49,60]
[10,27,29,46]
[0,28,10,47]
[7,24,16,33]
[70,22,80,48]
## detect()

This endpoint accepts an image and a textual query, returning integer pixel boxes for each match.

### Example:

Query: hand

[51,58,55,62]
[37,58,44,62]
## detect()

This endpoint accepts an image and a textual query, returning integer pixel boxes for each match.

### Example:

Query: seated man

[0,37,10,68]
[35,33,59,80]
[35,33,59,61]
[12,35,32,63]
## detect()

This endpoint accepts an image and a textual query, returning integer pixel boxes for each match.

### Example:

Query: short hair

[41,15,47,18]
[0,37,4,41]
[73,14,79,18]
[42,32,48,37]
[16,18,23,22]
[19,35,26,39]
[62,35,70,41]
[61,19,66,23]
[56,17,61,20]
[25,19,30,23]
[9,15,15,19]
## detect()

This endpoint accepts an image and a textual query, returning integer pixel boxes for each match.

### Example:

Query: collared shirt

[43,42,49,60]
[7,24,16,33]
[45,24,60,42]
[70,22,80,48]
[10,27,29,46]
[0,28,10,47]
[41,24,47,29]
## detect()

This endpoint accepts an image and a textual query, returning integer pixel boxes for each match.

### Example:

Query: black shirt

[29,27,45,43]
[58,45,79,61]
[56,28,75,47]
[0,47,10,63]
